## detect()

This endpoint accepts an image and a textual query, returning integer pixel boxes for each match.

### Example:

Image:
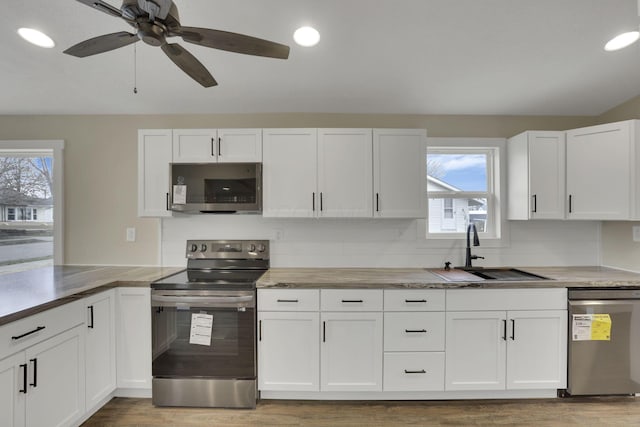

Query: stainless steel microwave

[170,163,262,213]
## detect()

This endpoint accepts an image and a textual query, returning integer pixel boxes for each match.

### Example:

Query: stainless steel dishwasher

[567,288,640,395]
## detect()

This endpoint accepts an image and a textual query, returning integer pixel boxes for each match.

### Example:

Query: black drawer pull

[404,369,426,374]
[12,326,45,340]
[341,299,363,303]
[405,299,427,303]
[405,329,427,333]
[277,299,299,303]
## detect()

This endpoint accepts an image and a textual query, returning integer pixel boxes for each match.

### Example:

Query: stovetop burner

[152,239,269,291]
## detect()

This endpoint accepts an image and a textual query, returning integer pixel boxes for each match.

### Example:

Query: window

[426,138,504,241]
[0,141,64,273]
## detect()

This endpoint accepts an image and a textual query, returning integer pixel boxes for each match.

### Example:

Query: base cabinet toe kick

[257,288,567,400]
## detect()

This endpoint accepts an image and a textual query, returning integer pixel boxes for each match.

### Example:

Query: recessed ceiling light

[18,28,55,48]
[604,31,639,51]
[293,26,320,47]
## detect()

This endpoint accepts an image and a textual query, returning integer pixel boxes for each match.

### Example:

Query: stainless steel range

[151,239,269,408]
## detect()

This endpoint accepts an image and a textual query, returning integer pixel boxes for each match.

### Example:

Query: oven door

[151,290,256,379]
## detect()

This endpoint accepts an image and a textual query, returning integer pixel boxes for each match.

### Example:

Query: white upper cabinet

[566,120,639,220]
[373,129,427,218]
[138,129,172,217]
[172,129,262,163]
[317,129,373,217]
[263,128,318,217]
[507,131,565,220]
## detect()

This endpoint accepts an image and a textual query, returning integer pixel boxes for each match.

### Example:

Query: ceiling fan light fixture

[18,28,55,48]
[293,26,320,47]
[604,30,640,51]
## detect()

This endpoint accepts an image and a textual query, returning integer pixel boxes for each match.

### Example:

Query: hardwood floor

[82,397,640,426]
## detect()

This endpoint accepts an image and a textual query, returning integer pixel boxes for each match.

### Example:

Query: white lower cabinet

[116,287,152,393]
[84,289,116,412]
[320,311,383,392]
[0,352,25,427]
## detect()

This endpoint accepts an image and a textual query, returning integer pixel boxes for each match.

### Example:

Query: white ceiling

[3,0,640,116]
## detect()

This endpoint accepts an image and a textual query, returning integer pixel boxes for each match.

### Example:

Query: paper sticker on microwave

[173,184,187,205]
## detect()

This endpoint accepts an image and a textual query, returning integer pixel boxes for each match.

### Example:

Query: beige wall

[0,113,598,266]
[596,95,640,271]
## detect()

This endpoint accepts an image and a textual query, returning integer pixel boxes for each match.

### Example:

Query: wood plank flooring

[82,397,640,426]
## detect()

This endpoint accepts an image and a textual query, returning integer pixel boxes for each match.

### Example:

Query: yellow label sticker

[590,314,611,340]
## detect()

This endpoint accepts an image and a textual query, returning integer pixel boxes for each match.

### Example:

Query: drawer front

[258,289,319,311]
[321,289,383,311]
[384,289,445,311]
[384,312,445,351]
[0,299,84,359]
[446,288,567,311]
[383,352,445,391]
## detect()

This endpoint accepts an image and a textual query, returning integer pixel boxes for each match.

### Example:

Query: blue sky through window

[428,153,487,191]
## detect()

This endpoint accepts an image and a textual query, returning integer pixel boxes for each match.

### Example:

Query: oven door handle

[151,294,255,308]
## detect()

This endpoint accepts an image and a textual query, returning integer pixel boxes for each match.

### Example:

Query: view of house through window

[0,152,54,273]
[427,149,493,235]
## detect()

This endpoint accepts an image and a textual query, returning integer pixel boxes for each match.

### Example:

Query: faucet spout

[464,223,481,268]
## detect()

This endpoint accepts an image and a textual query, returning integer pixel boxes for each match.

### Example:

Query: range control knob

[190,244,198,252]
[200,244,207,252]
[257,244,266,252]
[248,244,256,252]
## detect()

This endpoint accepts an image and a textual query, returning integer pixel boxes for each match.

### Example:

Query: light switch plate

[126,227,136,242]
[633,226,640,242]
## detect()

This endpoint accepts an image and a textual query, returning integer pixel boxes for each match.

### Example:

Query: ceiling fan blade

[178,27,290,59]
[74,0,123,18]
[161,43,217,87]
[63,32,138,58]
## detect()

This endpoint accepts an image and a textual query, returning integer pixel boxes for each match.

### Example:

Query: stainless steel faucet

[464,223,484,268]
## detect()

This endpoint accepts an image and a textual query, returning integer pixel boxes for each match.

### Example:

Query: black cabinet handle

[376,193,380,212]
[569,194,573,213]
[166,192,170,211]
[510,319,515,340]
[320,193,323,211]
[88,305,94,329]
[258,320,262,341]
[12,326,45,340]
[218,137,222,157]
[312,192,315,211]
[211,137,215,156]
[341,299,363,303]
[19,364,27,394]
[322,321,326,342]
[405,299,427,303]
[277,299,299,303]
[404,369,426,374]
[532,194,537,213]
[29,358,37,388]
[502,319,507,341]
[405,329,427,333]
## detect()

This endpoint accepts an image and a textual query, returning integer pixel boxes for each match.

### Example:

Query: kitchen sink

[430,267,550,282]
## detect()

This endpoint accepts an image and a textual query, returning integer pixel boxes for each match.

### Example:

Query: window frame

[0,140,64,265]
[421,137,508,247]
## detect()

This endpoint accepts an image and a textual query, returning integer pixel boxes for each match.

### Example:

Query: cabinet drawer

[321,289,383,311]
[384,312,445,351]
[384,289,445,311]
[258,289,319,311]
[383,352,445,391]
[0,299,84,360]
[446,288,567,311]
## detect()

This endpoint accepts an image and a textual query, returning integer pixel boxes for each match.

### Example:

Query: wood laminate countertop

[0,265,182,326]
[256,266,640,289]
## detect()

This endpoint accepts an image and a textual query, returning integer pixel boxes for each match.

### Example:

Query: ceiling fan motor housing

[137,21,166,46]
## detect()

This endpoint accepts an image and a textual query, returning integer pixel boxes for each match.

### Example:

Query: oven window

[152,305,255,378]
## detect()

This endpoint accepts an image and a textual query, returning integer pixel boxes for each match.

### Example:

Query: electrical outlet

[274,229,284,240]
[633,226,640,242]
[126,227,136,242]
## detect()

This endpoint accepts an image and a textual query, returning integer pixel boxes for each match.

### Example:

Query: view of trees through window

[0,154,54,273]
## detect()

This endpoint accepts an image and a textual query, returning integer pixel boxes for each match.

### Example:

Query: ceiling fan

[63,0,290,87]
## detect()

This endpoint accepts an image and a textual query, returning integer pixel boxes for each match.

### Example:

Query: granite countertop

[256,266,640,289]
[0,265,182,326]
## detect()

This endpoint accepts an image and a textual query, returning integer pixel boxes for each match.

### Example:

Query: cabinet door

[25,326,85,427]
[529,132,566,219]
[320,312,383,392]
[317,129,373,217]
[373,129,427,217]
[138,129,172,217]
[0,352,25,427]
[85,290,116,411]
[445,311,506,391]
[116,288,152,391]
[566,121,631,220]
[217,129,262,162]
[172,129,217,163]
[258,312,320,391]
[506,310,567,389]
[263,129,318,217]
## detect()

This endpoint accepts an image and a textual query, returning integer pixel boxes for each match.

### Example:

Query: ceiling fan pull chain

[133,43,138,94]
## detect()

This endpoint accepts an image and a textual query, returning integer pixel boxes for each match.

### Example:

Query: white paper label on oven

[173,185,187,205]
[189,313,213,346]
